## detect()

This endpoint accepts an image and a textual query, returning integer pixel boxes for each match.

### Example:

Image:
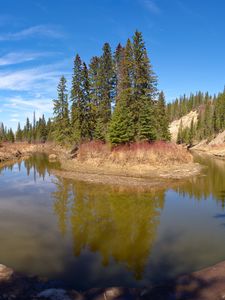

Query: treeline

[0,114,52,144]
[16,114,52,143]
[176,89,225,145]
[0,122,15,143]
[166,91,216,122]
[52,30,170,145]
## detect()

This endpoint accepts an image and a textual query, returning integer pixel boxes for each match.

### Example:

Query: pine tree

[108,39,135,144]
[188,118,195,146]
[71,54,83,142]
[89,56,101,136]
[132,30,157,140]
[71,55,93,142]
[95,43,114,140]
[138,100,156,141]
[53,76,70,144]
[177,119,183,144]
[156,91,170,141]
[16,123,23,141]
[114,43,124,99]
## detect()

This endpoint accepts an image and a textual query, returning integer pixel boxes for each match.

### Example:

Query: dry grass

[77,141,192,166]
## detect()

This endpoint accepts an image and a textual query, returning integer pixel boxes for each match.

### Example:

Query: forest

[0,31,225,147]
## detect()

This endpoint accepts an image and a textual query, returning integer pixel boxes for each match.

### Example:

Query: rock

[37,289,71,300]
[84,288,139,300]
[0,265,13,282]
[49,154,57,161]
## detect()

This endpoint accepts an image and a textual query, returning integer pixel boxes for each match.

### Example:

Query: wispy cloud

[142,0,161,14]
[0,51,55,66]
[5,97,53,113]
[0,62,68,93]
[3,96,54,128]
[0,25,64,41]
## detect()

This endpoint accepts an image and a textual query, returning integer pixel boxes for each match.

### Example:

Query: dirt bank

[2,262,225,300]
[0,141,202,188]
[192,141,225,159]
[53,161,201,189]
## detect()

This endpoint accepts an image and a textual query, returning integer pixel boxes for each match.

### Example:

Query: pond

[0,153,225,290]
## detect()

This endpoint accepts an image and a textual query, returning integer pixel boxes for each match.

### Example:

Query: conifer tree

[89,56,101,135]
[177,119,183,144]
[16,122,23,141]
[95,43,114,140]
[108,39,135,144]
[188,118,195,146]
[71,54,83,142]
[156,91,170,141]
[53,76,70,144]
[132,30,157,140]
[71,55,92,141]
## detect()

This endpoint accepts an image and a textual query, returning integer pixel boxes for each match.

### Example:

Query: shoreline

[0,142,203,189]
[2,261,225,300]
[53,160,202,189]
[191,142,225,160]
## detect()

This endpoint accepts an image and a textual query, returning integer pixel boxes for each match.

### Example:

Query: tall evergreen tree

[156,91,170,140]
[53,76,70,144]
[132,31,157,140]
[108,39,135,144]
[95,43,114,140]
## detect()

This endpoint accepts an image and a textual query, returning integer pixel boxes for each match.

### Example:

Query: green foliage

[156,91,171,141]
[7,30,173,147]
[138,100,156,141]
[53,76,71,144]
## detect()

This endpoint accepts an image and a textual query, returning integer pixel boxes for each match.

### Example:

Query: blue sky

[0,0,225,129]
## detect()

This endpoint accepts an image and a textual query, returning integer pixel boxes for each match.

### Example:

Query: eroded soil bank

[2,262,225,300]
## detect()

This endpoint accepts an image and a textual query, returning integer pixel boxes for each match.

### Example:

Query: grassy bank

[58,141,201,186]
[0,141,202,186]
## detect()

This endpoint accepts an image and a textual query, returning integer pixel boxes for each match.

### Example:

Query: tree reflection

[52,179,165,279]
[0,153,60,180]
[174,153,225,207]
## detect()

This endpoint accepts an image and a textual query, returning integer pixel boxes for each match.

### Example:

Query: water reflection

[1,152,225,289]
[174,152,225,206]
[52,178,165,279]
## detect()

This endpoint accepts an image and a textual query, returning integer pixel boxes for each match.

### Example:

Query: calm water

[0,153,225,290]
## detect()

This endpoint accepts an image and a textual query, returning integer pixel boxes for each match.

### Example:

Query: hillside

[169,110,225,158]
[169,110,198,142]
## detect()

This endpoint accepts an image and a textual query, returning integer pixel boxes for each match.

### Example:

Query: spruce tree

[53,76,70,144]
[108,39,135,144]
[95,43,114,140]
[71,55,92,142]
[132,31,157,140]
[16,122,23,141]
[156,91,170,141]
[71,54,83,142]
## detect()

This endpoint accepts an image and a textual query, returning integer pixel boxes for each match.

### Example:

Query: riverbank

[192,141,225,159]
[0,141,202,188]
[2,261,225,300]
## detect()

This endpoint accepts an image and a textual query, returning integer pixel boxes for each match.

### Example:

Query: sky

[0,0,225,130]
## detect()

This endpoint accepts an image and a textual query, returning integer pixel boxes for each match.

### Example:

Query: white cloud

[142,0,161,14]
[0,51,54,66]
[0,62,68,94]
[5,97,53,113]
[0,25,64,41]
[3,96,54,129]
